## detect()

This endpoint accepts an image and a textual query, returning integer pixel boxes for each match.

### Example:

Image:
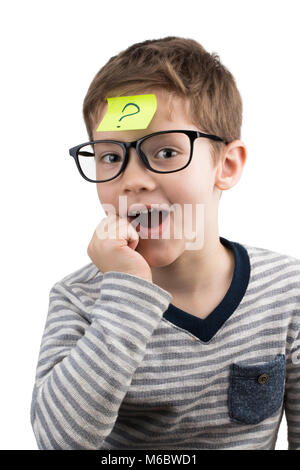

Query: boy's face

[92,87,224,267]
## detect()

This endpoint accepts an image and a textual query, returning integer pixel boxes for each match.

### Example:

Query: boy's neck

[151,236,235,298]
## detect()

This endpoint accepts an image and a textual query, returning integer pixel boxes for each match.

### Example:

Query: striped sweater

[30,236,300,450]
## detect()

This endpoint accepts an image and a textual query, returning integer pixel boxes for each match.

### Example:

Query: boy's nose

[120,148,156,190]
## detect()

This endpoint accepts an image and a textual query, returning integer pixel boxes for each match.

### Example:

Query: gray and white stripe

[30,243,300,450]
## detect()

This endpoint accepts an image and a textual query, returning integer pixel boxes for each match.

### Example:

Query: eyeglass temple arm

[197,131,227,143]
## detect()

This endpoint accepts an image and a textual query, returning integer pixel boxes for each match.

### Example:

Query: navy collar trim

[162,236,251,342]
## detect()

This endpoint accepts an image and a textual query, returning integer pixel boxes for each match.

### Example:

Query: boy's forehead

[92,89,193,140]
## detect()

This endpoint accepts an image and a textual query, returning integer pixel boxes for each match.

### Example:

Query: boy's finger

[95,214,118,240]
[108,218,139,242]
[95,215,139,242]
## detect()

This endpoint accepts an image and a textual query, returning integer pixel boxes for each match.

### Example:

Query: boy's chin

[136,239,185,267]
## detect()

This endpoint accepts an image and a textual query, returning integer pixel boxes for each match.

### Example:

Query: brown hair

[82,36,243,167]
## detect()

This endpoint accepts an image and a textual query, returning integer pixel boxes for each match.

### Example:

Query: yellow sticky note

[96,94,157,131]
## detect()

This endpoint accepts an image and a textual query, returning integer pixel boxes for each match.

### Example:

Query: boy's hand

[87,214,153,283]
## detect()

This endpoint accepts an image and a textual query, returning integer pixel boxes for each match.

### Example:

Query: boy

[30,36,300,450]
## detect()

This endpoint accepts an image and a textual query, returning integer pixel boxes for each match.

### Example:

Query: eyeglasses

[68,129,227,183]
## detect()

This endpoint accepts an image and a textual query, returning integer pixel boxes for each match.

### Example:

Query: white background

[1,0,299,450]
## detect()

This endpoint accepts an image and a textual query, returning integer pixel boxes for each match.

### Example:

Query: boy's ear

[214,140,247,191]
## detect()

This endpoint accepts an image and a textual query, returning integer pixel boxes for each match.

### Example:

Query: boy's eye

[155,148,179,159]
[99,153,122,163]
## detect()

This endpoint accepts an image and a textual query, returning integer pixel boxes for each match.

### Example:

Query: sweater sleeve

[284,317,300,450]
[30,271,172,450]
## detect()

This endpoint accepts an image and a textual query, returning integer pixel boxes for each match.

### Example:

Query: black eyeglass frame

[69,129,227,183]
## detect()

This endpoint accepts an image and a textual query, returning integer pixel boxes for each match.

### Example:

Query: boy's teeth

[129,208,156,216]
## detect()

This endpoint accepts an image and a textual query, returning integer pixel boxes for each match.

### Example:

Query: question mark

[117,102,140,128]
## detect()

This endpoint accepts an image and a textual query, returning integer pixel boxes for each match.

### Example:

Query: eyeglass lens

[77,132,191,182]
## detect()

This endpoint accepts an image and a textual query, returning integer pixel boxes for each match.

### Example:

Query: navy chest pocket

[228,354,286,425]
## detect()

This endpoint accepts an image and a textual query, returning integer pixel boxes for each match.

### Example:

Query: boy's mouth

[127,208,169,228]
[126,203,171,228]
